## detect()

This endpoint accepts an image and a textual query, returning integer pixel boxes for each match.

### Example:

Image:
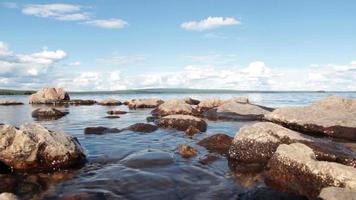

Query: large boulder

[31,108,68,120]
[197,133,233,155]
[125,98,164,109]
[156,114,207,132]
[203,101,273,121]
[0,123,86,171]
[265,96,356,141]
[229,122,356,166]
[265,143,356,199]
[151,98,198,117]
[0,100,23,106]
[98,98,121,106]
[29,88,70,104]
[197,97,249,112]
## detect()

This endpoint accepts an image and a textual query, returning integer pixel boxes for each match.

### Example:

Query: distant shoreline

[1,88,356,95]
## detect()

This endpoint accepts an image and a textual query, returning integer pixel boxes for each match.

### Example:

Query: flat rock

[125,98,164,109]
[229,122,356,166]
[98,98,121,106]
[126,123,158,133]
[84,126,121,134]
[107,110,127,115]
[32,108,68,120]
[197,133,233,154]
[156,114,207,132]
[104,115,120,119]
[151,98,198,117]
[319,187,356,200]
[0,123,86,171]
[265,143,356,199]
[265,96,356,141]
[197,97,249,112]
[178,144,198,158]
[121,150,174,168]
[29,88,70,104]
[0,100,23,106]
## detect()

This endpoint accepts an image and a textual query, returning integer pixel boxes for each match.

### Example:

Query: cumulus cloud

[84,18,128,29]
[181,17,240,31]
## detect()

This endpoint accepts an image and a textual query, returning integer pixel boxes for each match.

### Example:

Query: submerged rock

[104,115,120,119]
[198,154,219,165]
[319,187,356,200]
[151,98,198,117]
[121,150,174,168]
[125,98,164,109]
[29,88,70,104]
[197,133,233,155]
[84,126,121,134]
[107,110,127,115]
[265,96,356,141]
[156,114,207,132]
[265,143,356,199]
[99,98,121,106]
[126,123,158,133]
[229,122,356,166]
[0,123,86,171]
[178,144,198,158]
[31,108,68,120]
[0,100,23,106]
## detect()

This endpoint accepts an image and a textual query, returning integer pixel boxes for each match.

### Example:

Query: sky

[0,0,356,91]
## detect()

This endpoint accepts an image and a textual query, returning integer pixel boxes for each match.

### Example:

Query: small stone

[197,133,233,154]
[178,144,197,158]
[126,123,158,133]
[185,126,201,136]
[107,110,127,115]
[84,126,121,134]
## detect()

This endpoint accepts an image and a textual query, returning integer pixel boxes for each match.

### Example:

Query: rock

[121,150,174,168]
[203,101,273,121]
[84,126,121,134]
[0,100,23,106]
[238,187,307,200]
[199,154,219,165]
[156,114,207,132]
[197,97,249,112]
[185,126,201,136]
[126,123,158,133]
[57,100,97,105]
[265,96,356,141]
[319,187,356,200]
[29,88,70,104]
[177,144,197,158]
[183,97,200,105]
[265,143,356,199]
[146,116,155,123]
[197,133,233,154]
[107,110,127,115]
[229,122,356,166]
[59,192,107,200]
[98,98,121,106]
[125,98,164,109]
[104,116,120,119]
[0,123,86,171]
[31,108,68,120]
[0,193,19,200]
[151,98,198,117]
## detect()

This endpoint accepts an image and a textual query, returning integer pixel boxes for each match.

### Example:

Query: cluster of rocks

[228,96,356,199]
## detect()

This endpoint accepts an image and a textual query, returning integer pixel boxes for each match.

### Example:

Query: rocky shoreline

[0,87,355,199]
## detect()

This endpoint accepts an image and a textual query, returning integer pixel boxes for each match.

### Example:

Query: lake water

[0,92,355,199]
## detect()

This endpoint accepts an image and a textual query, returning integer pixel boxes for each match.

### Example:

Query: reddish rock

[31,108,68,120]
[107,110,127,115]
[185,126,201,136]
[156,114,207,132]
[84,126,121,134]
[126,123,158,133]
[0,100,23,106]
[178,144,198,158]
[125,98,164,109]
[29,88,70,104]
[197,133,233,154]
[98,98,121,106]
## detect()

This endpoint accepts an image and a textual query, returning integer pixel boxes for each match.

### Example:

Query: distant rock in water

[0,123,86,172]
[126,123,158,133]
[182,97,200,105]
[104,115,120,119]
[107,110,127,115]
[99,98,121,106]
[265,96,356,141]
[198,133,233,155]
[125,98,164,109]
[265,143,356,199]
[29,88,70,104]
[151,98,199,117]
[178,144,197,158]
[32,108,68,120]
[156,114,207,132]
[197,97,249,112]
[84,126,121,134]
[0,100,23,106]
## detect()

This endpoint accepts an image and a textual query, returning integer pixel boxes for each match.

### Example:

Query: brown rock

[197,97,249,112]
[29,88,70,104]
[107,110,127,115]
[125,98,164,109]
[84,126,121,134]
[126,123,158,133]
[197,133,233,154]
[151,98,198,117]
[98,98,121,106]
[31,108,68,120]
[104,116,120,119]
[178,144,197,158]
[199,153,219,165]
[185,126,201,136]
[156,114,207,132]
[183,97,200,105]
[0,100,23,106]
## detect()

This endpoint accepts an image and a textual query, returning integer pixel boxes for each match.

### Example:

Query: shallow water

[0,92,355,199]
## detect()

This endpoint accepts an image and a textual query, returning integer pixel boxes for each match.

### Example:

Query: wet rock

[125,98,164,109]
[0,193,19,200]
[59,192,107,200]
[29,88,70,104]
[197,97,249,112]
[199,153,219,165]
[126,123,158,133]
[197,133,233,154]
[151,98,198,117]
[319,187,356,200]
[104,115,120,119]
[203,101,273,121]
[0,123,86,171]
[0,100,23,106]
[156,114,207,132]
[183,97,200,105]
[99,98,121,106]
[265,143,356,199]
[238,187,307,200]
[107,110,127,115]
[265,96,356,141]
[31,108,68,120]
[121,150,174,168]
[146,116,155,123]
[185,126,201,136]
[57,99,97,105]
[229,122,356,166]
[84,126,121,134]
[178,144,198,158]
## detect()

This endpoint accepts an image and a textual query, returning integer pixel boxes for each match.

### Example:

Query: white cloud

[181,17,240,31]
[84,18,128,29]
[22,4,89,21]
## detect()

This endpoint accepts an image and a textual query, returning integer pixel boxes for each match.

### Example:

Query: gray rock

[319,187,356,200]
[197,97,249,112]
[0,100,23,106]
[29,88,69,104]
[31,108,68,120]
[98,98,121,106]
[151,98,198,117]
[156,114,207,132]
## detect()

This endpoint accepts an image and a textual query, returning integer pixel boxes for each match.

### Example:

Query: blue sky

[0,0,356,91]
